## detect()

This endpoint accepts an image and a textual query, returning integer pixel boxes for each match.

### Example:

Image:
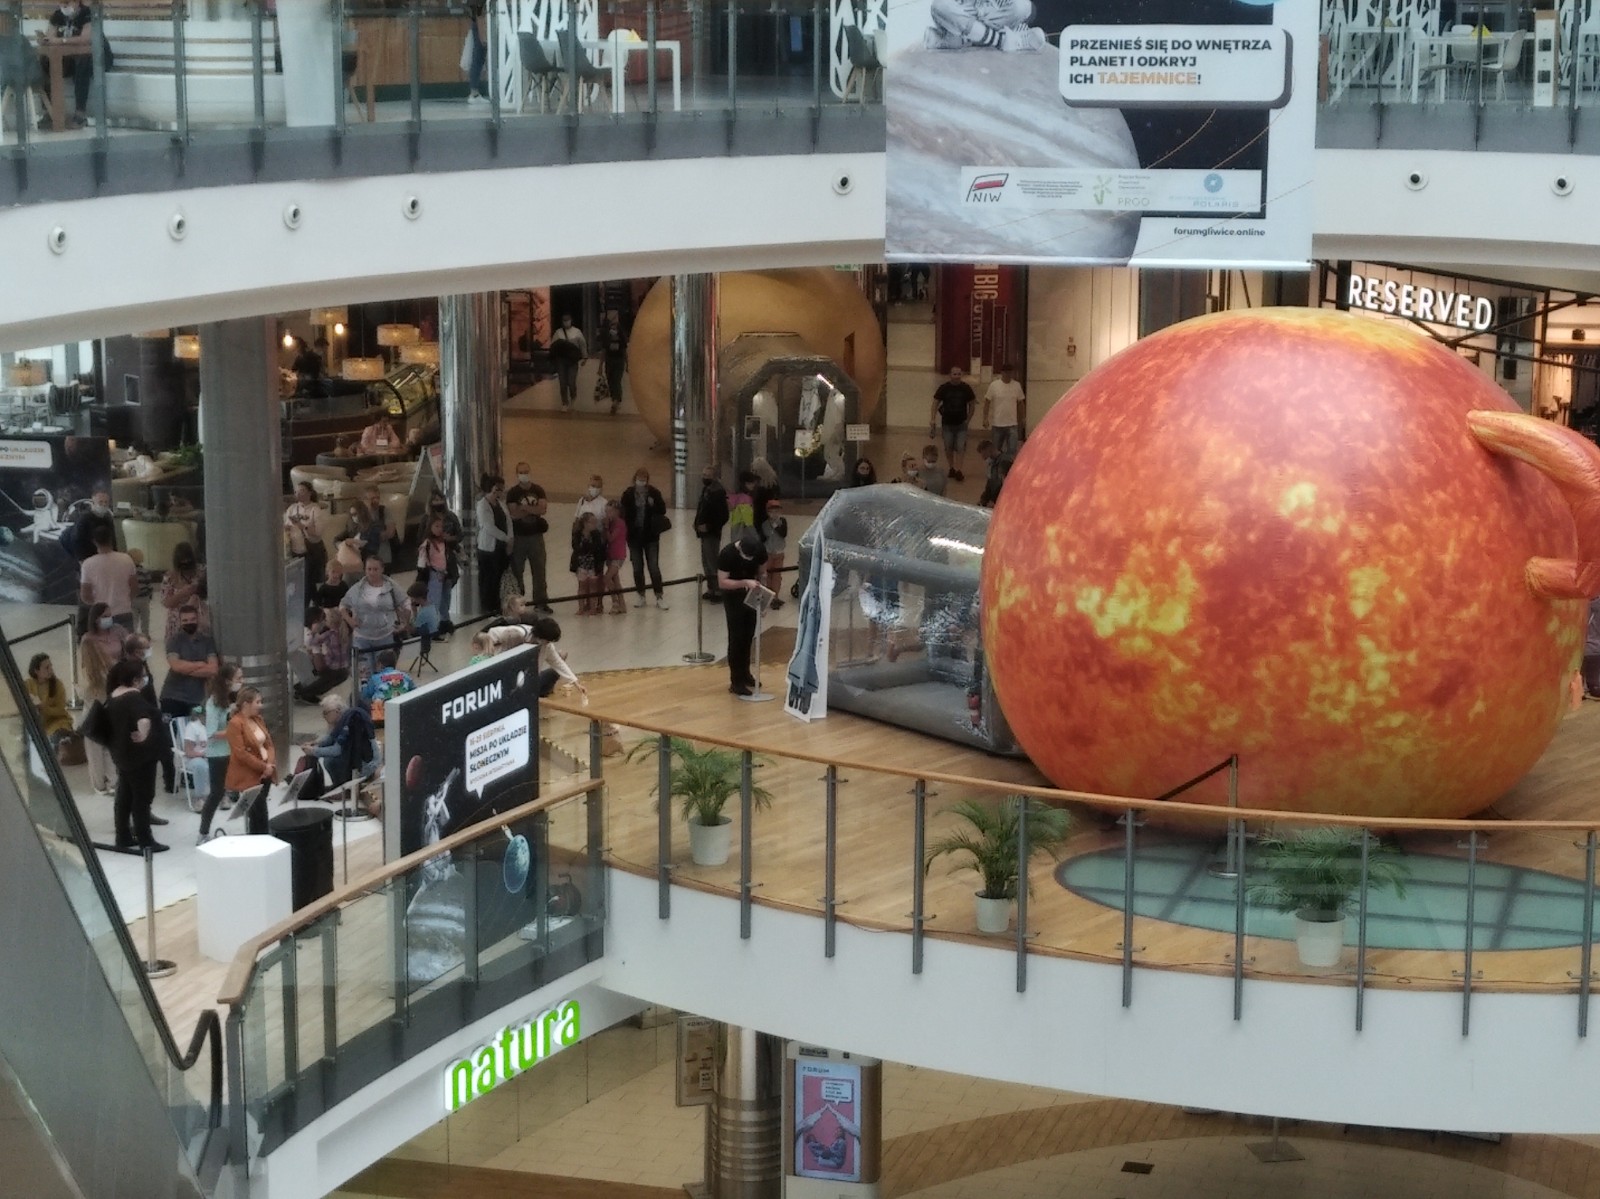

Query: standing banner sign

[385,647,542,986]
[884,0,1316,268]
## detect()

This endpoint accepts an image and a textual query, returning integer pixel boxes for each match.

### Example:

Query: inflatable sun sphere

[980,307,1600,820]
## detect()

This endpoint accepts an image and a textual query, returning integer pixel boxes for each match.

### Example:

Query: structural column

[199,318,289,757]
[136,335,185,448]
[704,1024,782,1199]
[439,292,503,619]
[670,273,718,507]
[1138,270,1209,337]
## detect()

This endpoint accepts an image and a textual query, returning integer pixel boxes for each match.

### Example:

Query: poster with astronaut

[883,0,1315,267]
[0,435,111,605]
[385,647,543,987]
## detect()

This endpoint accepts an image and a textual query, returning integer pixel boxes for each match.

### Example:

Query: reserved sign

[1346,271,1494,333]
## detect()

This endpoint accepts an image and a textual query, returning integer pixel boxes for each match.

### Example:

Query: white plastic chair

[1474,29,1526,100]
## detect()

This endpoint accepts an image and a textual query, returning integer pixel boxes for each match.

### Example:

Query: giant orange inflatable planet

[627,268,885,446]
[981,307,1600,819]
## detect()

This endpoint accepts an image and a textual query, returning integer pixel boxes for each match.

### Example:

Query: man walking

[599,309,627,415]
[506,461,552,613]
[928,365,977,481]
[982,363,1026,458]
[694,465,730,600]
[550,314,587,412]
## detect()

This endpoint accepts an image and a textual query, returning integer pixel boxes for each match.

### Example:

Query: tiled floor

[331,1035,1597,1199]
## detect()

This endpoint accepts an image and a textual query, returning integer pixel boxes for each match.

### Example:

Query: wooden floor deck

[546,658,1600,996]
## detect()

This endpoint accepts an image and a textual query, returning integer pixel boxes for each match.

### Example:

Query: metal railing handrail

[0,629,223,1148]
[216,774,603,1007]
[544,700,1600,837]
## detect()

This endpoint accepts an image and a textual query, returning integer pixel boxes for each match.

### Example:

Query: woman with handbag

[618,467,670,609]
[224,686,276,837]
[106,657,165,851]
[417,513,458,618]
[78,600,125,796]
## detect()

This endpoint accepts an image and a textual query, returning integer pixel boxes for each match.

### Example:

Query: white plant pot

[687,816,733,867]
[1293,909,1346,968]
[974,893,1013,934]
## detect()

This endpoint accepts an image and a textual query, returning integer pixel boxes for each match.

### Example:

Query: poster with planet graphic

[883,0,1316,267]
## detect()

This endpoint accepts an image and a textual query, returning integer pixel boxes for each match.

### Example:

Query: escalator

[0,632,225,1198]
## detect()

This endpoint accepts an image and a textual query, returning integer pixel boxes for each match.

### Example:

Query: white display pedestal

[195,836,293,963]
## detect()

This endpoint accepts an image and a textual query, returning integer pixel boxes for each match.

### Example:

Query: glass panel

[334,881,404,1065]
[836,764,915,941]
[241,949,284,1126]
[748,753,825,916]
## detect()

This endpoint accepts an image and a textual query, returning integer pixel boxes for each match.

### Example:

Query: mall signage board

[443,998,580,1113]
[385,648,542,988]
[1345,270,1495,332]
[884,0,1315,268]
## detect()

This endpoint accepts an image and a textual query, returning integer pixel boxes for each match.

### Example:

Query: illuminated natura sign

[1346,271,1494,333]
[443,999,580,1113]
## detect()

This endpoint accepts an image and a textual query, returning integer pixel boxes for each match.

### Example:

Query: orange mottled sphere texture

[980,308,1583,819]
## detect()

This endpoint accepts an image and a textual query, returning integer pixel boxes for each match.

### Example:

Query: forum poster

[385,647,544,987]
[0,435,111,605]
[793,1058,863,1183]
[884,0,1316,268]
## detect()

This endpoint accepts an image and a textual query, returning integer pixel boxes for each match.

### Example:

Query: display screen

[793,1058,863,1183]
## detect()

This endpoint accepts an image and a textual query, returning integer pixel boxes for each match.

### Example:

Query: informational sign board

[884,0,1315,268]
[0,435,111,605]
[675,1014,718,1107]
[385,647,542,986]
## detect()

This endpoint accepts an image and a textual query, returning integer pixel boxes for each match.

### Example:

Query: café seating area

[1323,0,1600,104]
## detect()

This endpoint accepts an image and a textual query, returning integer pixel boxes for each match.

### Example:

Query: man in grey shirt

[158,602,217,723]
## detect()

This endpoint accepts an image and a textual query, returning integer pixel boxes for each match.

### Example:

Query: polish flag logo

[965,173,1009,201]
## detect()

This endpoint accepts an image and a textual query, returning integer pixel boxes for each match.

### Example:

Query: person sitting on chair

[297,693,377,804]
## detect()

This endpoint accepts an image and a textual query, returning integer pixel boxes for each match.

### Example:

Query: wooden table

[34,38,90,132]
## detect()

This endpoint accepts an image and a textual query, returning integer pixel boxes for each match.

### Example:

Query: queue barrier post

[142,846,177,979]
[683,574,715,664]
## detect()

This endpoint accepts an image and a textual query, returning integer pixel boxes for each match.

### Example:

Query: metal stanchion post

[737,593,775,703]
[142,847,177,979]
[67,626,82,709]
[683,574,715,664]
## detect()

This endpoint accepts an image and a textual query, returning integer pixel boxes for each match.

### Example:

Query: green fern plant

[923,795,1072,901]
[1246,827,1409,920]
[626,737,773,827]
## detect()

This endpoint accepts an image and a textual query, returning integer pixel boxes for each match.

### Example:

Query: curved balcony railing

[0,0,883,207]
[539,702,1600,1037]
[216,771,605,1180]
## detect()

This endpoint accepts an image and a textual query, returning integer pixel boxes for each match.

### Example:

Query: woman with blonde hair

[223,686,276,837]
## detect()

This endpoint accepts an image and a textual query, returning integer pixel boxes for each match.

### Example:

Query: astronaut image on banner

[884,0,1314,268]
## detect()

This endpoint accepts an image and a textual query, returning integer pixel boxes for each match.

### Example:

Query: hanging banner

[884,0,1316,268]
[933,264,1021,376]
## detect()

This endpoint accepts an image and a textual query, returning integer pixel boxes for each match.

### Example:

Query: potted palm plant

[1246,827,1410,967]
[924,795,1072,934]
[628,737,773,866]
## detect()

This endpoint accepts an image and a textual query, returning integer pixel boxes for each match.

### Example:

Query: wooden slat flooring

[546,662,1600,996]
[339,1159,683,1199]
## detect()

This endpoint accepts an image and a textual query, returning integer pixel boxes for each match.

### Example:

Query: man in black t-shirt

[928,366,977,482]
[717,531,769,697]
[506,462,551,612]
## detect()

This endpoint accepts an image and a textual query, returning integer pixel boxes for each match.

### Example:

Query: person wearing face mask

[122,634,175,803]
[106,658,166,852]
[574,474,607,527]
[159,541,208,643]
[693,465,730,602]
[474,474,512,615]
[196,663,243,840]
[717,528,770,696]
[619,468,670,609]
[424,491,464,632]
[850,457,878,487]
[78,601,125,796]
[505,461,552,614]
[549,314,588,412]
[78,526,138,631]
[159,601,218,726]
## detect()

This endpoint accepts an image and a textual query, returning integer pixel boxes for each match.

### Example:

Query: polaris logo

[966,173,1008,202]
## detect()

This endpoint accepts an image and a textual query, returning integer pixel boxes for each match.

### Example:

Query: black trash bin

[269,808,335,910]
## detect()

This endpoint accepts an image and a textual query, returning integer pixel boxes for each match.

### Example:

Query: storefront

[1319,260,1600,434]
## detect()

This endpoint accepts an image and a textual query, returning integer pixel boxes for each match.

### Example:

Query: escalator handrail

[0,636,223,1136]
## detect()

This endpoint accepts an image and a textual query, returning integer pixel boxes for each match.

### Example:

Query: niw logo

[966,173,1008,202]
